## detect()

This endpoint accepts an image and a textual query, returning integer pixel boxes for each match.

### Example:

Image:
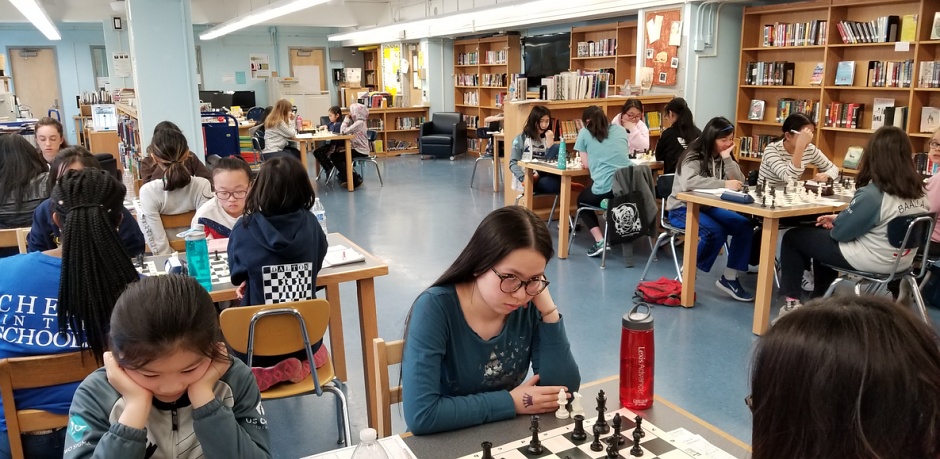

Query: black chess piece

[527,415,543,455]
[590,425,604,452]
[630,430,643,457]
[594,390,610,434]
[571,414,587,442]
[771,196,776,209]
[214,250,220,261]
[136,254,144,268]
[770,186,776,197]
[481,441,494,459]
[606,441,620,459]
[633,416,645,438]
[761,195,766,207]
[608,413,625,446]
[743,184,749,194]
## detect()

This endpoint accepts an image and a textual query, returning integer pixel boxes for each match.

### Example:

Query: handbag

[605,190,646,245]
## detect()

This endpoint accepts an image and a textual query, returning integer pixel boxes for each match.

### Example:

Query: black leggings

[779,227,853,298]
[578,188,614,230]
[330,150,368,181]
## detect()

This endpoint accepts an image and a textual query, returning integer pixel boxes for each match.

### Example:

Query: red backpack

[634,277,683,306]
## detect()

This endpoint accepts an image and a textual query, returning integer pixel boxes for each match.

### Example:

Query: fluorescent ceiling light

[9,0,61,40]
[200,0,329,40]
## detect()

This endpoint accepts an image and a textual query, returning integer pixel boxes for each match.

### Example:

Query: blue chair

[352,130,383,187]
[246,107,265,122]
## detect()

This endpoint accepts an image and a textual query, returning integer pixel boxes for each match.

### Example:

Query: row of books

[744,61,795,86]
[762,20,828,47]
[870,99,908,130]
[511,75,527,102]
[462,92,479,106]
[865,60,914,88]
[481,73,509,87]
[463,114,479,129]
[645,112,663,133]
[494,92,508,108]
[539,71,611,101]
[823,102,864,129]
[365,119,384,130]
[554,119,585,141]
[456,74,478,86]
[467,138,483,152]
[918,61,940,88]
[483,50,510,65]
[776,99,819,123]
[456,52,478,65]
[575,39,618,57]
[834,16,901,44]
[357,92,395,109]
[738,135,776,158]
[913,153,940,176]
[393,116,426,130]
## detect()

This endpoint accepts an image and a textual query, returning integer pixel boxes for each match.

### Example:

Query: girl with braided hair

[0,168,139,459]
[136,128,212,255]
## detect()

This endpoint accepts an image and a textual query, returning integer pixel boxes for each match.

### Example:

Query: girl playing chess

[508,105,561,194]
[610,98,650,155]
[667,116,754,302]
[402,206,581,435]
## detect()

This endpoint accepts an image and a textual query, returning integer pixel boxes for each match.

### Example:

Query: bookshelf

[735,0,940,176]
[342,106,429,157]
[362,47,381,91]
[569,21,639,92]
[453,35,521,156]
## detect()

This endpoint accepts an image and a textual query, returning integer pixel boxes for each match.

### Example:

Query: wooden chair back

[372,338,403,438]
[0,352,100,458]
[15,228,29,253]
[160,210,196,252]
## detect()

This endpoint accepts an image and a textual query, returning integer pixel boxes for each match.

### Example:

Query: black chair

[93,154,121,182]
[246,107,265,122]
[320,116,331,128]
[418,112,467,160]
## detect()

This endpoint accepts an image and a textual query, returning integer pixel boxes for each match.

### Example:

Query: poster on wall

[381,44,401,97]
[250,53,271,79]
[113,53,131,78]
[644,8,681,86]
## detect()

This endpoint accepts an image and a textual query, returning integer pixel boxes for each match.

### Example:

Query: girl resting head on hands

[402,206,581,435]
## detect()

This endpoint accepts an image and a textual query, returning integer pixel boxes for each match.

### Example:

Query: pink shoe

[251,357,303,391]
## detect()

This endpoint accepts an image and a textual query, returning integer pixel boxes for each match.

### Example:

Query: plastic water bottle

[184,226,212,292]
[312,197,328,234]
[557,138,567,170]
[620,303,654,409]
[350,428,389,459]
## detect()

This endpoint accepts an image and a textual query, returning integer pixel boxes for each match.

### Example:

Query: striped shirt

[758,140,839,188]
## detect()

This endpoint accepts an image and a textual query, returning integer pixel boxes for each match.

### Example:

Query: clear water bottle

[312,197,328,234]
[351,428,389,459]
[184,226,212,292]
[557,138,567,170]
[620,303,654,409]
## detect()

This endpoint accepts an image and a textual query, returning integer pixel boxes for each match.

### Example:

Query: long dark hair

[0,134,49,210]
[110,275,227,369]
[582,105,610,142]
[523,106,551,140]
[619,98,644,117]
[664,97,700,145]
[54,169,139,361]
[148,128,193,192]
[243,156,315,224]
[154,120,182,134]
[676,116,735,177]
[47,146,101,195]
[856,126,925,200]
[751,295,940,459]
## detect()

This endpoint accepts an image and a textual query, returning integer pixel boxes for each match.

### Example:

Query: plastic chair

[640,174,684,281]
[569,202,613,268]
[821,212,936,324]
[352,130,383,186]
[0,352,100,458]
[470,154,499,188]
[246,107,265,122]
[372,338,403,438]
[219,299,351,446]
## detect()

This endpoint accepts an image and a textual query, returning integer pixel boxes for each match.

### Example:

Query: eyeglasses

[929,141,940,150]
[491,268,550,296]
[625,112,643,121]
[215,190,248,200]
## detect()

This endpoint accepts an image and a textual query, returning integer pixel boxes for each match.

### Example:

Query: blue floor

[266,155,940,459]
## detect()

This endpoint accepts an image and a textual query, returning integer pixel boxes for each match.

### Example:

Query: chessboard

[743,178,855,209]
[134,252,232,285]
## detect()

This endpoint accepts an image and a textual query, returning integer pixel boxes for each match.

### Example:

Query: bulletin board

[643,8,682,86]
[381,44,402,97]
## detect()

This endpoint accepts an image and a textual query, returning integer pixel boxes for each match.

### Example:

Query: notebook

[322,245,366,269]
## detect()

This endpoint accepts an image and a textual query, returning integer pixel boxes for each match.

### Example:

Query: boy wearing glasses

[193,157,253,239]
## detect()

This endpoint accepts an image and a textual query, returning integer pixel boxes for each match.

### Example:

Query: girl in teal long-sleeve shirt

[402,206,581,435]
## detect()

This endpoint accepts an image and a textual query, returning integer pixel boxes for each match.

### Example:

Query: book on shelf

[576,38,617,57]
[866,60,913,88]
[834,61,856,86]
[921,107,940,132]
[645,112,662,133]
[932,12,940,40]
[777,99,819,123]
[884,106,908,129]
[744,61,795,86]
[748,100,766,121]
[738,134,776,158]
[901,14,918,42]
[834,16,898,44]
[810,63,824,86]
[824,102,864,129]
[919,61,940,88]
[871,98,895,130]
[842,146,864,170]
[762,20,828,47]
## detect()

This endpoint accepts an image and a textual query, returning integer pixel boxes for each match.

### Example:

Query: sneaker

[715,276,755,302]
[251,357,304,391]
[587,240,607,257]
[773,299,803,324]
[353,175,364,188]
[801,270,814,292]
[747,264,760,274]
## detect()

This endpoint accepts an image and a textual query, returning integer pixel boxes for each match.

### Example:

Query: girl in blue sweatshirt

[227,156,328,390]
[402,206,581,435]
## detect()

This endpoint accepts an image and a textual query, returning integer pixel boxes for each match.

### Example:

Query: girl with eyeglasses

[758,113,838,188]
[509,105,561,194]
[193,157,253,239]
[610,98,650,154]
[667,116,755,302]
[401,206,581,435]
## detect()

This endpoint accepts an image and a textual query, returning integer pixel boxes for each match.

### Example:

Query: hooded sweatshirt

[341,104,370,155]
[227,209,327,307]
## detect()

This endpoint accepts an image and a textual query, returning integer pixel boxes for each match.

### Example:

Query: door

[288,48,327,93]
[8,47,61,117]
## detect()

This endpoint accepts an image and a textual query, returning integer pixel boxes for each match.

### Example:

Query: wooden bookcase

[362,47,382,91]
[569,21,639,92]
[453,35,522,156]
[735,0,940,176]
[343,106,430,157]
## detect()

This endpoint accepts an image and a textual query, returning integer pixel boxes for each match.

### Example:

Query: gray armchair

[418,112,468,160]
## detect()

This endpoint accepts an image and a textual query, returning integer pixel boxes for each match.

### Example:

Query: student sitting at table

[610,98,650,155]
[248,105,273,138]
[667,116,754,302]
[333,103,370,188]
[402,206,581,435]
[312,105,344,174]
[193,157,252,239]
[34,116,68,165]
[574,105,632,257]
[262,99,301,160]
[0,169,139,459]
[509,105,561,194]
[138,121,213,183]
[655,97,700,174]
[27,147,145,256]
[228,156,329,390]
[751,295,940,459]
[758,113,838,188]
[0,134,49,236]
[775,126,929,320]
[137,129,213,255]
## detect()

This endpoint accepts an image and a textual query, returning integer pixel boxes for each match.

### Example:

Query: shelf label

[895,42,911,52]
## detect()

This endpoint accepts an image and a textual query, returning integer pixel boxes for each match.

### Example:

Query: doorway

[287,47,327,93]
[7,47,61,118]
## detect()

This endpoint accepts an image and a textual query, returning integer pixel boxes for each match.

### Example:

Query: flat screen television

[523,33,571,89]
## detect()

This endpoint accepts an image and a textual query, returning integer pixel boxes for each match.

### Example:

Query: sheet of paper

[669,21,682,46]
[235,71,247,85]
[222,72,235,83]
[295,133,314,139]
[692,188,733,195]
[300,434,417,459]
[646,18,660,42]
[667,428,738,459]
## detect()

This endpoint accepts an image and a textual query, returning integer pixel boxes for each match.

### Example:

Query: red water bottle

[620,303,654,409]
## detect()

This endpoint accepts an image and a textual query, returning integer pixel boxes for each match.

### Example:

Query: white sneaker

[773,299,802,325]
[801,270,814,292]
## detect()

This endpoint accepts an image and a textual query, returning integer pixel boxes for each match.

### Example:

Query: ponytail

[149,128,193,191]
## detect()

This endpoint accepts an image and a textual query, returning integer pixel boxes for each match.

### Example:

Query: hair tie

[71,203,104,209]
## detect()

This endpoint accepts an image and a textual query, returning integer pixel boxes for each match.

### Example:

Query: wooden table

[294,133,355,191]
[677,191,849,334]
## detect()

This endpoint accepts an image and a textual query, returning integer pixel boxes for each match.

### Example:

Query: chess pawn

[590,425,604,452]
[571,415,588,442]
[480,441,494,459]
[555,389,569,419]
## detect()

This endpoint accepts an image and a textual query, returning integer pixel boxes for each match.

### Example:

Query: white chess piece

[570,392,585,417]
[555,389,569,419]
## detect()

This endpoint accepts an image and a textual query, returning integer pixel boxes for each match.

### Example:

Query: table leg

[558,175,572,259]
[345,139,354,192]
[753,218,779,335]
[680,203,700,307]
[523,168,533,209]
[491,141,500,193]
[357,278,380,429]
[299,140,309,175]
[313,140,321,179]
[324,283,347,381]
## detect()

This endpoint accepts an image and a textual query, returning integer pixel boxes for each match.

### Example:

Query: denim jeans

[0,427,66,459]
[668,206,754,272]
